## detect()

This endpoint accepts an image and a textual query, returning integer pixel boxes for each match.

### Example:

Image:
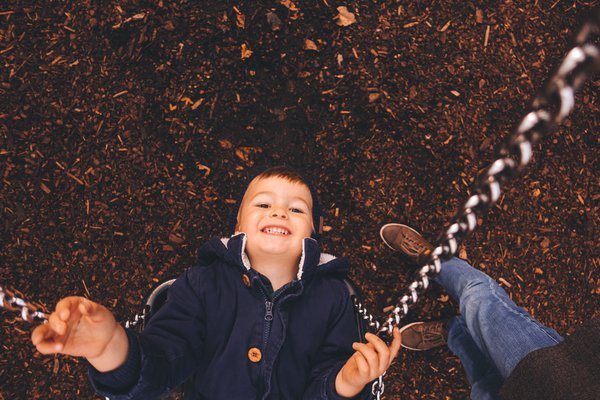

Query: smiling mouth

[262,227,290,235]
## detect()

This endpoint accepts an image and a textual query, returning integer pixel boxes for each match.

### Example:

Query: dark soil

[1,1,598,399]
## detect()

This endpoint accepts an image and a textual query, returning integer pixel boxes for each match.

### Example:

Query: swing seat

[137,276,365,399]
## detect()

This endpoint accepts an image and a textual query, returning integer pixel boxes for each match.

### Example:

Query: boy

[32,166,401,399]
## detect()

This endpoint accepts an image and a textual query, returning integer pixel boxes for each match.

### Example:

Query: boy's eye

[256,203,270,208]
[290,207,304,214]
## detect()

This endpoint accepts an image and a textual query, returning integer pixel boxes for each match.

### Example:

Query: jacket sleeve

[302,280,374,400]
[87,267,207,399]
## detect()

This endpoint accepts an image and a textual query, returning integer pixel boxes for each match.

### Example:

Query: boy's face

[236,176,314,261]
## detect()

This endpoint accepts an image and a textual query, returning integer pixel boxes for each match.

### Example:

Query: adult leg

[435,258,563,378]
[447,315,503,400]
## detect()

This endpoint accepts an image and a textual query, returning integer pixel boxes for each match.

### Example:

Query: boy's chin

[257,243,301,257]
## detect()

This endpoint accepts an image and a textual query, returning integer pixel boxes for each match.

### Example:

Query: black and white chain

[0,285,49,323]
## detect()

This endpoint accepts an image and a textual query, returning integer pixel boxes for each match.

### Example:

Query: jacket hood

[197,234,349,281]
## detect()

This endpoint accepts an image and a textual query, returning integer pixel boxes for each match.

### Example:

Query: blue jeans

[434,258,563,400]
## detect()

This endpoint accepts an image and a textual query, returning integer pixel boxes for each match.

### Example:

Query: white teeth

[263,227,290,235]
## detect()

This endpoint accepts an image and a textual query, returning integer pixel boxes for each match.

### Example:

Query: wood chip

[498,277,512,287]
[40,182,51,193]
[484,25,491,47]
[112,90,128,98]
[66,171,85,186]
[475,9,484,23]
[439,20,451,32]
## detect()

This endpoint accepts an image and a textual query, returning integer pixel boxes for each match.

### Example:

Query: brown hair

[253,166,307,186]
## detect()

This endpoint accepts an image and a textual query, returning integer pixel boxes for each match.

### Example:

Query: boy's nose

[270,208,288,219]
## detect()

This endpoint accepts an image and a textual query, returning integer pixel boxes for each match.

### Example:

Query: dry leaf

[241,43,253,59]
[279,0,300,19]
[334,6,356,27]
[280,0,298,12]
[304,39,318,51]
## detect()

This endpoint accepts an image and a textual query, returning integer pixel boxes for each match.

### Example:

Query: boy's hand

[31,296,127,371]
[335,328,401,398]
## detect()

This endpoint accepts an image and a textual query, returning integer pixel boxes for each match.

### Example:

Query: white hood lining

[222,235,337,280]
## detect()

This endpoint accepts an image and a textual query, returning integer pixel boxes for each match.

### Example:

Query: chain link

[0,285,49,323]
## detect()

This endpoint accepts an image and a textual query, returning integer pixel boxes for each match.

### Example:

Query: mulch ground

[1,1,598,399]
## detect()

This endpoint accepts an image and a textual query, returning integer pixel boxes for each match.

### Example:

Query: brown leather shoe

[379,223,434,263]
[399,321,448,351]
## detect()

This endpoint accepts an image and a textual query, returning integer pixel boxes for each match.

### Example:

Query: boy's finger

[55,296,83,320]
[79,299,93,316]
[31,324,50,346]
[79,299,108,323]
[48,312,66,336]
[31,325,63,354]
[365,333,390,372]
[352,342,378,373]
[35,339,64,355]
[350,348,369,376]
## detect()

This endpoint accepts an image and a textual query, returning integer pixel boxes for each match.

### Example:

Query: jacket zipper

[259,288,282,396]
[258,283,303,399]
[260,294,276,355]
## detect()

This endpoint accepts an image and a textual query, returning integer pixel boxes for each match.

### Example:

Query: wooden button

[248,347,262,362]
[242,274,251,287]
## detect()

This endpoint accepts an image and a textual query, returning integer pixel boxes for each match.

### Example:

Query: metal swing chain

[362,10,600,399]
[0,285,49,323]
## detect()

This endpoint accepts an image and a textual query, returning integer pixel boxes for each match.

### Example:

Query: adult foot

[398,321,448,351]
[380,223,433,263]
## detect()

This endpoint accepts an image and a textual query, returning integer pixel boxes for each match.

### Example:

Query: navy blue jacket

[88,234,372,399]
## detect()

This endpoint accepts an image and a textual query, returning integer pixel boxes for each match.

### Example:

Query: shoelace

[401,233,431,256]
[420,323,447,345]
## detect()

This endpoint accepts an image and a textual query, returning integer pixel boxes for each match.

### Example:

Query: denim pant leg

[434,258,563,379]
[447,315,503,400]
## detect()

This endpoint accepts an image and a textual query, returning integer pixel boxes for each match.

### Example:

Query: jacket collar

[213,233,349,281]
